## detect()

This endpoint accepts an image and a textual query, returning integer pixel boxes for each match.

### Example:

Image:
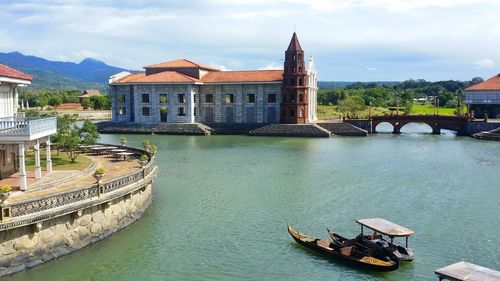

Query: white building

[0,64,56,190]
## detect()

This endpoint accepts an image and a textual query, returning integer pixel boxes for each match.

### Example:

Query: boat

[328,218,414,262]
[287,224,399,272]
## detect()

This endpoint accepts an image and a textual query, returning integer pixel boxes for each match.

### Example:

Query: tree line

[18,89,111,110]
[317,78,484,117]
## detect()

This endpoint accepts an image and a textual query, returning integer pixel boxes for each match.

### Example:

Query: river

[6,124,500,280]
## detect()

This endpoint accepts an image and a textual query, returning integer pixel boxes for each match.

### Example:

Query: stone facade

[111,83,282,125]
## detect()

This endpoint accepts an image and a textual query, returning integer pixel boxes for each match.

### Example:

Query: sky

[1,0,500,81]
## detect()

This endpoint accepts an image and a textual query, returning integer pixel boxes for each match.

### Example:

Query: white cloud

[474,59,495,69]
[258,62,282,70]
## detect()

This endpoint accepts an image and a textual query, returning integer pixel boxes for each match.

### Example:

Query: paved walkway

[3,154,141,203]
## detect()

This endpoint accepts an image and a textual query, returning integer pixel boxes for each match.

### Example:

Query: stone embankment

[98,122,211,135]
[249,124,331,137]
[317,123,368,136]
[0,145,157,277]
[472,127,500,141]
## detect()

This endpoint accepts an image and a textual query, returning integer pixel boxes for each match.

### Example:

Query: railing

[0,116,57,139]
[0,145,157,229]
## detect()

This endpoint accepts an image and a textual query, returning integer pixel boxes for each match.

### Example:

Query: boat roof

[356,218,414,237]
[435,261,500,281]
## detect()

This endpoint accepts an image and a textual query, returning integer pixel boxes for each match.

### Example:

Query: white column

[187,85,195,123]
[13,85,19,114]
[46,137,52,173]
[19,142,27,191]
[35,139,42,179]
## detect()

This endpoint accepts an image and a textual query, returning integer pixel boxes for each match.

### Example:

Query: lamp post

[436,98,440,116]
[369,101,372,119]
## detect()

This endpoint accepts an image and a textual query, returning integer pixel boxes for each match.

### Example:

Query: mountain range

[0,51,400,91]
[0,52,128,91]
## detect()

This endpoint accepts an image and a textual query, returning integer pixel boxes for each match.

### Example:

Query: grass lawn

[317,103,463,120]
[25,150,92,171]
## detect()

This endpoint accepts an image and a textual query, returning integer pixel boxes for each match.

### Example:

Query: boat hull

[288,225,399,272]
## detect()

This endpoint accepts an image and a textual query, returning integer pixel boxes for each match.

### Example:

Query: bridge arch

[399,122,436,134]
[373,122,395,133]
[371,115,469,135]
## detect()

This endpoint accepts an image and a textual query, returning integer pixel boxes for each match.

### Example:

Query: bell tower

[281,32,309,124]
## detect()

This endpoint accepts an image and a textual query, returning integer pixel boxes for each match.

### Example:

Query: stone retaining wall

[0,145,157,277]
[0,184,152,277]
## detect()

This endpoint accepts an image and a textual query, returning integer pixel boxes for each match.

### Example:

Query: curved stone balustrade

[0,144,157,231]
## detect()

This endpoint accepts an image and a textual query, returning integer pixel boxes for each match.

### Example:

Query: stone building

[465,74,500,118]
[109,32,317,125]
[0,64,56,189]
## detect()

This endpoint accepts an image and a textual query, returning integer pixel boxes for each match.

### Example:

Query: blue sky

[1,0,499,81]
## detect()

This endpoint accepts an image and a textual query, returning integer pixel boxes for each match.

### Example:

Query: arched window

[293,54,296,60]
[299,94,303,102]
[293,67,296,72]
[299,78,303,86]
[299,108,304,117]
[299,66,302,73]
[291,93,296,103]
[290,109,295,117]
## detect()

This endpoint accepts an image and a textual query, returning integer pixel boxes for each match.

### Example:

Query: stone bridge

[372,115,469,135]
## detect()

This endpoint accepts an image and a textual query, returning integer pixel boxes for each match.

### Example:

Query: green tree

[90,95,111,110]
[338,96,367,119]
[48,96,63,108]
[81,98,92,109]
[59,130,81,162]
[79,120,99,145]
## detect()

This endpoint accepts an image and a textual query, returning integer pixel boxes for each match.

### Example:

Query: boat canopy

[435,261,500,281]
[356,218,414,237]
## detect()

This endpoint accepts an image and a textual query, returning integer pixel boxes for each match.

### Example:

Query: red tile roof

[466,74,500,91]
[112,69,283,84]
[201,70,283,83]
[0,64,32,81]
[144,59,220,71]
[113,71,200,84]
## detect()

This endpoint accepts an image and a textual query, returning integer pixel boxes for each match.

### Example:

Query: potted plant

[143,140,150,152]
[0,185,12,203]
[93,167,105,181]
[139,154,149,167]
[149,144,158,156]
[120,137,127,147]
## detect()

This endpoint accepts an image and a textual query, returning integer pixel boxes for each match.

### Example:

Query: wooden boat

[287,224,399,272]
[328,218,414,262]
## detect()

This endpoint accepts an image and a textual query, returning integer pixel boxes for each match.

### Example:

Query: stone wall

[0,183,152,277]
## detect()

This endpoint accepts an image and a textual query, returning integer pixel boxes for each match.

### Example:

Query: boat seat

[317,239,333,250]
[340,246,354,256]
[344,239,355,247]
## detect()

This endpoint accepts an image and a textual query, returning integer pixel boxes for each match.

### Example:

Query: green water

[6,125,500,281]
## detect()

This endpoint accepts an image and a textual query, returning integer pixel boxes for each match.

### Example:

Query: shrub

[94,167,105,175]
[0,185,12,193]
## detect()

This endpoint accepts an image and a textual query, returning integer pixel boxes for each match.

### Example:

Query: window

[142,107,150,116]
[299,78,303,86]
[225,94,234,103]
[299,94,304,102]
[194,107,197,116]
[290,109,295,117]
[293,54,296,60]
[142,94,150,103]
[118,106,126,115]
[246,94,255,103]
[268,94,276,103]
[178,94,185,103]
[299,108,304,117]
[117,94,125,103]
[194,94,197,103]
[178,107,186,116]
[299,66,302,72]
[291,93,296,103]
[206,94,214,103]
[159,94,168,104]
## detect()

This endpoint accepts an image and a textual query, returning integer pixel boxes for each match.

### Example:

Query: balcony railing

[0,116,57,141]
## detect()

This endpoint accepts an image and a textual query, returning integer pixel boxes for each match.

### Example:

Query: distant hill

[318,81,401,89]
[0,51,128,91]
